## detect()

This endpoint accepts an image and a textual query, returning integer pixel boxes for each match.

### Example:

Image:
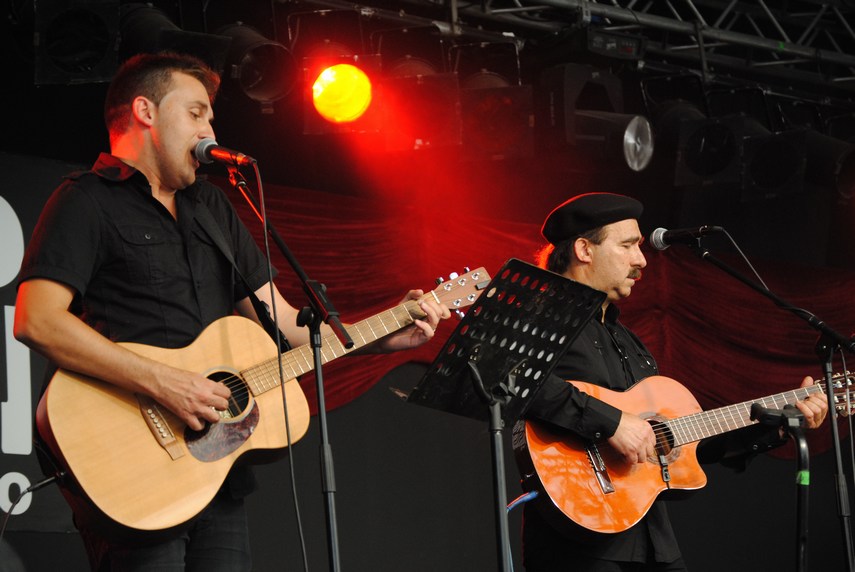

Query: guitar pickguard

[185,371,259,462]
[185,400,259,462]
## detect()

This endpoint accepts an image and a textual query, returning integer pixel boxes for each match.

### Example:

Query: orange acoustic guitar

[36,267,489,542]
[514,374,852,534]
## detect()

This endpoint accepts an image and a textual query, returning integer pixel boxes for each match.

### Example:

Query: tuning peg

[435,276,444,285]
[449,272,459,280]
[464,267,470,273]
[455,309,466,320]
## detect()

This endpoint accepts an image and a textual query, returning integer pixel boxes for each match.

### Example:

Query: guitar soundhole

[650,420,677,460]
[208,370,250,419]
[184,370,259,462]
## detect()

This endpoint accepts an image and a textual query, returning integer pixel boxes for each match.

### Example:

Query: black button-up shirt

[20,153,273,500]
[523,303,682,566]
[19,153,272,348]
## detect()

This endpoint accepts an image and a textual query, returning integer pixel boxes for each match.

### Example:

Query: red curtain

[224,178,855,456]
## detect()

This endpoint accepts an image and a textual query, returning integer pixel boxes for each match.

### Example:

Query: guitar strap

[194,203,292,352]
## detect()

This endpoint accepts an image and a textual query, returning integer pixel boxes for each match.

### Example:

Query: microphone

[194,138,256,167]
[648,225,723,251]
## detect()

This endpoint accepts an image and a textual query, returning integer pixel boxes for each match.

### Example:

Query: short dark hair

[104,52,220,135]
[536,226,607,274]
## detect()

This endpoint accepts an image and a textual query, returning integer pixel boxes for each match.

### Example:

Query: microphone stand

[750,404,810,572]
[228,165,352,572]
[690,242,855,572]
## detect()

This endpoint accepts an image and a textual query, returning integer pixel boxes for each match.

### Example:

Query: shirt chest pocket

[116,224,177,285]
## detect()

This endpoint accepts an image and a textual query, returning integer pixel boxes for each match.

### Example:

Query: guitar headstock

[429,267,491,314]
[829,371,855,417]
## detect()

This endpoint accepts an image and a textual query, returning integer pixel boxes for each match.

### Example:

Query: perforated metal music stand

[408,258,606,571]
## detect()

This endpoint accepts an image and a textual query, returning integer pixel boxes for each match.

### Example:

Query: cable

[0,472,64,542]
[839,353,855,487]
[506,491,538,512]
[718,227,768,290]
[249,162,310,572]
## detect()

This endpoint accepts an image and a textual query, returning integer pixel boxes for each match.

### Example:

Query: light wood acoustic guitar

[36,267,489,542]
[514,373,852,535]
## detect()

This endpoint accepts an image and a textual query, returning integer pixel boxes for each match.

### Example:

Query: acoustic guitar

[514,373,852,534]
[36,267,489,542]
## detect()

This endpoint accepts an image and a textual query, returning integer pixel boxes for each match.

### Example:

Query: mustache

[628,269,643,280]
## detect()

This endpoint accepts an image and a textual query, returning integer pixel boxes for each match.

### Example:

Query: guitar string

[192,301,422,410]
[647,385,824,446]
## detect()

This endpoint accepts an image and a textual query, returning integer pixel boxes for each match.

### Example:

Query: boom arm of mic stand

[227,167,353,349]
[691,245,855,354]
[693,244,855,571]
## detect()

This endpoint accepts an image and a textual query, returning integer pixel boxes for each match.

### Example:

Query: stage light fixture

[706,86,771,128]
[374,25,461,151]
[451,41,521,89]
[673,114,742,187]
[373,25,447,78]
[459,85,532,160]
[286,9,366,60]
[312,63,373,123]
[380,72,462,151]
[217,22,295,104]
[804,129,855,198]
[741,120,807,200]
[286,9,382,134]
[451,41,534,159]
[826,112,855,143]
[536,63,653,170]
[34,0,120,85]
[302,54,382,134]
[118,3,230,71]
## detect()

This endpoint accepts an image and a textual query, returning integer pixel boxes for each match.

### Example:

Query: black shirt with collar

[19,153,274,500]
[522,302,682,567]
[19,153,273,347]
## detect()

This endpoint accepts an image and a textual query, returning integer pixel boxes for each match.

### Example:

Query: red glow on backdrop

[218,174,855,460]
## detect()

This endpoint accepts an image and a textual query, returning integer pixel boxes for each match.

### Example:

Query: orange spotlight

[302,54,381,134]
[312,63,373,123]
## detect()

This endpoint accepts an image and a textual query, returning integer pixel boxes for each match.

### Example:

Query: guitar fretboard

[240,300,422,395]
[666,384,824,446]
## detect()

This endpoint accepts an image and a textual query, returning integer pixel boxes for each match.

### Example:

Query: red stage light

[311,63,373,123]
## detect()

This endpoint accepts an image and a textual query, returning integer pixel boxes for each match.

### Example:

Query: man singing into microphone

[521,193,828,572]
[14,51,449,571]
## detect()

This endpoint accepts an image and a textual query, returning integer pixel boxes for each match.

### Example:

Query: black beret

[541,192,643,245]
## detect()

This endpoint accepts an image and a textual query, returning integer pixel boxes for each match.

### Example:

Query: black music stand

[408,258,606,571]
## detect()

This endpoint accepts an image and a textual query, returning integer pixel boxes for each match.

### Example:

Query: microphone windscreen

[194,138,218,164]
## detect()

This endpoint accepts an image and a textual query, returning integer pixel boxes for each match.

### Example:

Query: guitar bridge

[586,444,615,494]
[137,395,184,460]
[658,454,671,485]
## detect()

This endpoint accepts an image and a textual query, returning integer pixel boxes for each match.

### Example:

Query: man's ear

[131,96,155,127]
[573,237,593,264]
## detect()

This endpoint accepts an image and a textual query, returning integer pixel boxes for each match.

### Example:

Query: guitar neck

[240,300,422,396]
[667,384,824,446]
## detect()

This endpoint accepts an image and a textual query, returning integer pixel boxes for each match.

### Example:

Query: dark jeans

[80,494,251,572]
[526,555,688,572]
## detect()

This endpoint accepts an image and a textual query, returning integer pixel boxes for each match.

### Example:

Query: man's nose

[635,247,647,268]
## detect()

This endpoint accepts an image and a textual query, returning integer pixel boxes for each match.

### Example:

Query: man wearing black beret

[520,193,828,571]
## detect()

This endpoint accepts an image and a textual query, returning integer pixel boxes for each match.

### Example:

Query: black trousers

[526,555,688,572]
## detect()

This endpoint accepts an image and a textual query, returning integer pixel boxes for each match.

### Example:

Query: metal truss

[313,0,855,102]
